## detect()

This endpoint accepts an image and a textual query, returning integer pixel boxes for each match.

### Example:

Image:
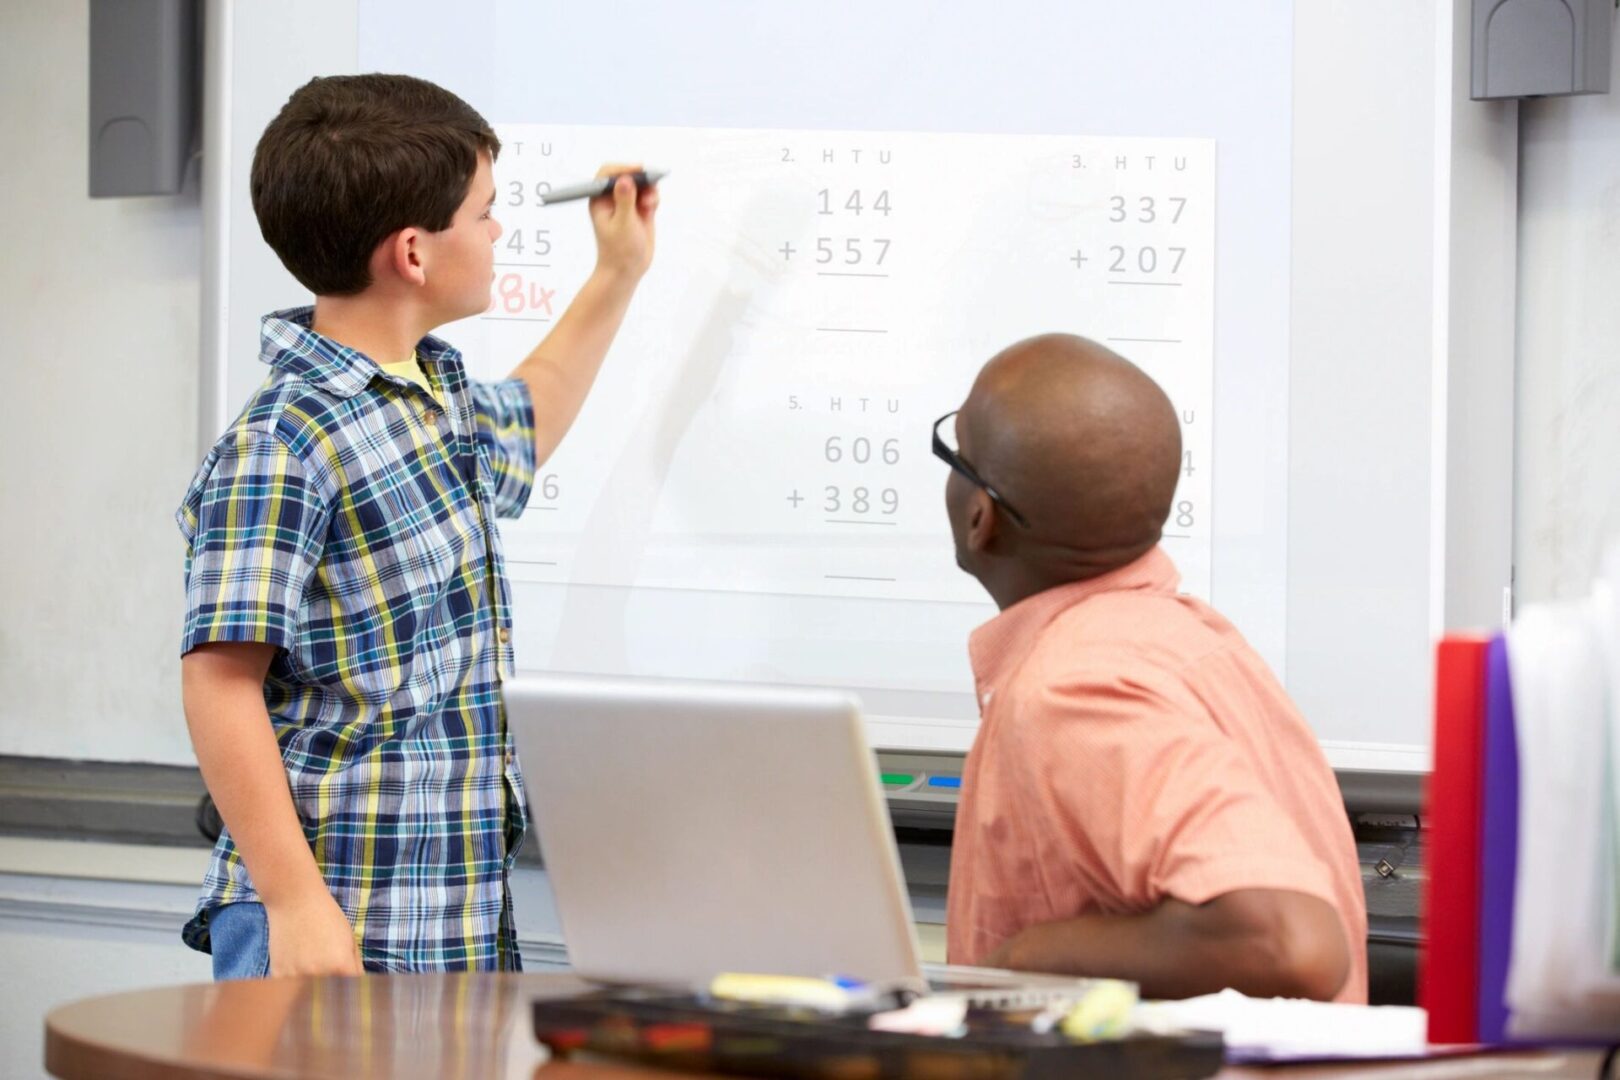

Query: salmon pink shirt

[945,547,1368,1003]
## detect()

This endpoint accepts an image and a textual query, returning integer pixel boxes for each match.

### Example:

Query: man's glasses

[932,410,1030,529]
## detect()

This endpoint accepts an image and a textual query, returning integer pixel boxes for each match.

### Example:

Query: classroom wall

[0,840,575,1080]
[1515,89,1620,606]
[0,0,1615,1069]
[0,0,199,764]
[0,845,212,1080]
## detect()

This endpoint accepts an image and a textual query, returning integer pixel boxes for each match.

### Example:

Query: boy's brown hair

[251,74,501,296]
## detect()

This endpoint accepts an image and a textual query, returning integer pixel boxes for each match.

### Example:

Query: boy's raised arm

[182,641,363,977]
[509,166,659,468]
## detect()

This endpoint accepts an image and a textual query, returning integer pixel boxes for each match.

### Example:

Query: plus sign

[1070,249,1089,269]
[779,241,797,261]
[786,490,804,508]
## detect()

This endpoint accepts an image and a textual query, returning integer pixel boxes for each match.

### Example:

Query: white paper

[1504,593,1620,1038]
[1130,989,1426,1061]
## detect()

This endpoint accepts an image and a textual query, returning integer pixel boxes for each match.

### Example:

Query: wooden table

[44,974,1606,1080]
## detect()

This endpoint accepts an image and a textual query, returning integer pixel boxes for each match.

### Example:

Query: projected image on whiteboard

[448,125,1215,606]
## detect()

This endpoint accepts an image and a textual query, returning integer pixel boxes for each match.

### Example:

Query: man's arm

[510,166,658,468]
[984,887,1350,1001]
[182,641,362,976]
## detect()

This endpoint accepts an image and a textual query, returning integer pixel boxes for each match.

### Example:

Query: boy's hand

[265,890,365,977]
[588,163,659,282]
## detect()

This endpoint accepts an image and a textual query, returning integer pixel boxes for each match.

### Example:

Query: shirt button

[424,405,441,423]
[497,627,511,644]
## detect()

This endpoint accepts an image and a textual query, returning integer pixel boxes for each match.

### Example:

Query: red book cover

[1419,635,1488,1044]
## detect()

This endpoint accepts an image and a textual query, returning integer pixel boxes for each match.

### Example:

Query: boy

[177,74,657,976]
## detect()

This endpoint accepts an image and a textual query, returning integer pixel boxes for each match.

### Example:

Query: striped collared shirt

[178,307,535,971]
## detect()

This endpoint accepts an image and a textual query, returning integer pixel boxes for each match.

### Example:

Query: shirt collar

[967,545,1181,694]
[258,306,466,399]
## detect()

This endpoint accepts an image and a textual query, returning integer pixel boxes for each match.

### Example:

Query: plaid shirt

[178,308,535,971]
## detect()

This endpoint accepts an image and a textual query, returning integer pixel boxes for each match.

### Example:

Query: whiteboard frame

[200,0,1517,773]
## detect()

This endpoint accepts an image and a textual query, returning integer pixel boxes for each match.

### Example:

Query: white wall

[0,0,201,764]
[0,841,213,1080]
[1516,87,1620,605]
[0,839,560,1080]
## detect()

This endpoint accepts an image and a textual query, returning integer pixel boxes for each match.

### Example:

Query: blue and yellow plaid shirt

[178,307,535,971]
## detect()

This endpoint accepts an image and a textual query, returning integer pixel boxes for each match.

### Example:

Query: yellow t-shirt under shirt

[376,352,445,408]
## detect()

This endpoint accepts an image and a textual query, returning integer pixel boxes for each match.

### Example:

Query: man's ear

[964,488,1000,554]
[376,227,426,288]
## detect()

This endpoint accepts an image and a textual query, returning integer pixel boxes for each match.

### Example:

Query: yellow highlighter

[1059,980,1139,1042]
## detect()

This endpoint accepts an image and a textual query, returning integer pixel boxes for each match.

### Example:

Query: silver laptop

[507,673,924,986]
[507,673,1086,1001]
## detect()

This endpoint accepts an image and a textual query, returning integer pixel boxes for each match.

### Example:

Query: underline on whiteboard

[817,272,890,278]
[1106,336,1181,344]
[826,574,898,582]
[817,327,888,334]
[1108,280,1182,287]
[483,316,553,323]
[826,519,899,526]
[495,262,551,268]
[512,559,559,566]
[1162,533,1192,540]
[531,506,558,511]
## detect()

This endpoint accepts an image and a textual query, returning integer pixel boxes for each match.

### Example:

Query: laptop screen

[506,674,925,986]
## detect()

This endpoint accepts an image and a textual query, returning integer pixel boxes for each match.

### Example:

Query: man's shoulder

[1023,590,1293,727]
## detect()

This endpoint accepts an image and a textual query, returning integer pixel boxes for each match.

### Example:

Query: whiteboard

[203,0,1517,771]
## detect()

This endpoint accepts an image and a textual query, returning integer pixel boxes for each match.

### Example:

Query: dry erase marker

[539,169,667,205]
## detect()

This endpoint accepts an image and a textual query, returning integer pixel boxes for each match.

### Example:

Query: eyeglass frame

[931,410,1031,529]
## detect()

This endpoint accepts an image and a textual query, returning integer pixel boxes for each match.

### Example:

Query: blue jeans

[208,902,270,981]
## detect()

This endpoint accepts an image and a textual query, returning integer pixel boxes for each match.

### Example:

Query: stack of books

[1422,545,1620,1043]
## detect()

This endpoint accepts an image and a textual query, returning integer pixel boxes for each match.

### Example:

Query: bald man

[939,334,1367,1002]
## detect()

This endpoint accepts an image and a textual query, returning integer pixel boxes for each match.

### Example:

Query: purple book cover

[1476,633,1518,1042]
